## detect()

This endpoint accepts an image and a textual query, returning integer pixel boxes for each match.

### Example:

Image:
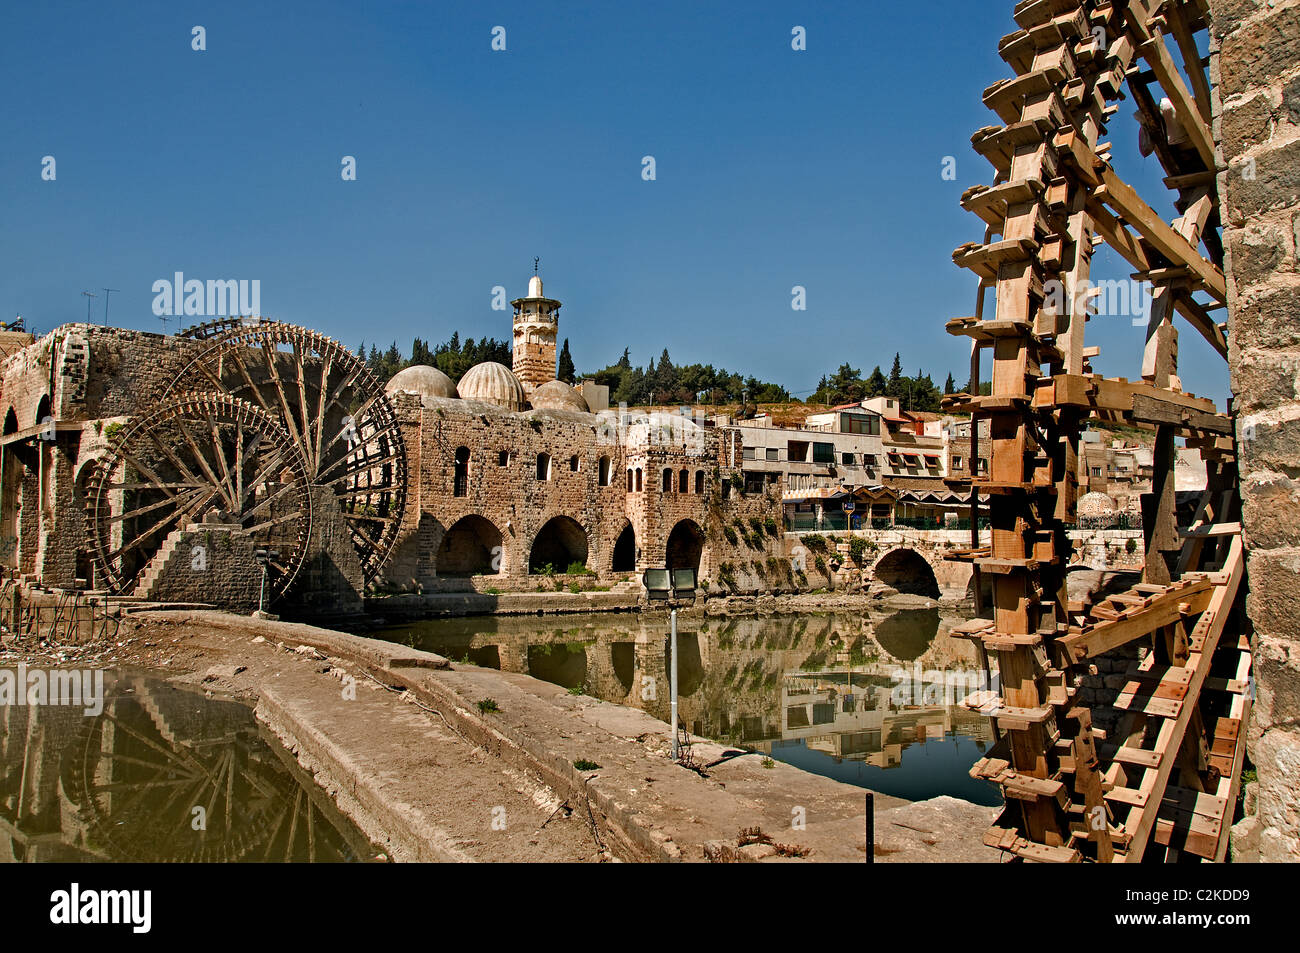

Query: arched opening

[437,515,503,575]
[536,453,552,481]
[527,642,588,691]
[874,608,941,661]
[2,408,17,436]
[626,468,634,492]
[661,468,673,492]
[666,519,705,573]
[598,456,611,486]
[635,468,643,492]
[569,454,579,472]
[453,446,470,497]
[34,395,51,431]
[873,548,940,598]
[678,468,688,493]
[694,470,705,494]
[530,515,588,574]
[612,522,636,572]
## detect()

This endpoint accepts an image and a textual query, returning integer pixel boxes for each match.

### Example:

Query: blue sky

[0,0,1228,404]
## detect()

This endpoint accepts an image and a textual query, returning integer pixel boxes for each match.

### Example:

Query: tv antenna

[80,290,97,323]
[101,288,119,326]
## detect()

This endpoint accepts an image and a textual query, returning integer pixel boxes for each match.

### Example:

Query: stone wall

[1214,0,1300,861]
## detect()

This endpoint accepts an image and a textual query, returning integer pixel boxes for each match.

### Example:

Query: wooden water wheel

[943,0,1250,862]
[84,392,313,600]
[160,321,407,585]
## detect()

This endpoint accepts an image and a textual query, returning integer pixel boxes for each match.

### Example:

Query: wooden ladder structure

[943,0,1250,862]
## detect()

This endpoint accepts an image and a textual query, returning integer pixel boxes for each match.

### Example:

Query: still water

[378,608,1004,807]
[0,671,381,862]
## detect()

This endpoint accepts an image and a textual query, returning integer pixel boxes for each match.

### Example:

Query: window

[841,414,880,436]
[536,453,551,481]
[635,468,643,492]
[812,442,835,464]
[627,468,634,492]
[694,470,705,494]
[678,468,689,493]
[453,447,470,497]
[497,450,510,467]
[569,455,580,472]
[1090,466,1102,477]
[952,455,963,470]
[662,468,673,492]
[864,454,878,468]
[766,448,779,462]
[977,458,988,473]
[842,452,855,466]
[743,447,755,461]
[599,456,612,486]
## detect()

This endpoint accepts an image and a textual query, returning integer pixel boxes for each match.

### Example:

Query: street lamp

[253,548,279,617]
[642,567,697,761]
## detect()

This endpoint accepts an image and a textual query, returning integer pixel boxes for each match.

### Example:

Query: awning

[782,486,848,503]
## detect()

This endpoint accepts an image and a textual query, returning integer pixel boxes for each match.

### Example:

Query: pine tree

[886,353,904,399]
[943,372,956,394]
[557,338,576,383]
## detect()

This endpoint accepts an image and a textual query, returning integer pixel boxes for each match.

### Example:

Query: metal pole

[670,606,679,761]
[258,565,267,614]
[865,791,874,863]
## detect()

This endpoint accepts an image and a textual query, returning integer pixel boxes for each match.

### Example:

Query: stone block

[1240,471,1300,549]
[1219,3,1300,99]
[1230,278,1300,349]
[1223,137,1300,223]
[1242,548,1300,642]
[1252,632,1300,730]
[1221,89,1278,158]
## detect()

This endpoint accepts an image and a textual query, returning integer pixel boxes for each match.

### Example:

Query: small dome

[457,362,525,411]
[386,364,457,400]
[1077,491,1116,516]
[529,379,590,413]
[528,275,544,298]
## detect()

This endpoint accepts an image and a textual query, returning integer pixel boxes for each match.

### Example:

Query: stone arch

[666,518,705,573]
[437,515,503,575]
[612,521,636,573]
[678,468,689,493]
[529,515,588,574]
[872,547,940,599]
[3,407,17,435]
[33,394,51,430]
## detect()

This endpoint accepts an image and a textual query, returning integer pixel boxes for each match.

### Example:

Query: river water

[0,670,382,862]
[377,607,1004,807]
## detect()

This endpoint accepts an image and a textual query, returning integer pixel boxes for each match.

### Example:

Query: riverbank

[2,609,1000,862]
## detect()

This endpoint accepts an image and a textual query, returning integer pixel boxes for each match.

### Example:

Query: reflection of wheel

[84,393,312,600]
[61,690,369,862]
[62,706,276,862]
[161,321,407,584]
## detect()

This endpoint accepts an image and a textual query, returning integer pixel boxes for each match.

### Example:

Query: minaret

[511,262,561,397]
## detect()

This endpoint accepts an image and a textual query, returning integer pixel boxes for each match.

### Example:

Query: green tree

[557,338,576,383]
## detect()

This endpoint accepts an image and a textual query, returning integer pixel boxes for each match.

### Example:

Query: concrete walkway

[111,609,1001,863]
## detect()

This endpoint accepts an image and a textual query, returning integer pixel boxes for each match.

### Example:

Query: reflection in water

[378,609,1004,807]
[0,671,381,862]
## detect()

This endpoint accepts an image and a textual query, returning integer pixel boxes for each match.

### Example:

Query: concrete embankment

[104,610,1000,862]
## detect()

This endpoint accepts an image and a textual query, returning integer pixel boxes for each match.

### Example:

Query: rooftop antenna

[534,256,539,275]
[101,288,119,326]
[80,290,97,323]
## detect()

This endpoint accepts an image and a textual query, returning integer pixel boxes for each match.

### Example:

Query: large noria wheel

[160,321,407,584]
[85,393,313,599]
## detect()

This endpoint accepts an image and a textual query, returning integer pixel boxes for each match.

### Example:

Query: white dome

[385,364,457,400]
[528,275,544,297]
[457,362,525,410]
[1077,491,1116,516]
[529,379,589,413]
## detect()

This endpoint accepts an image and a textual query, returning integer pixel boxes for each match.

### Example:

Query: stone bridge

[785,527,1146,602]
